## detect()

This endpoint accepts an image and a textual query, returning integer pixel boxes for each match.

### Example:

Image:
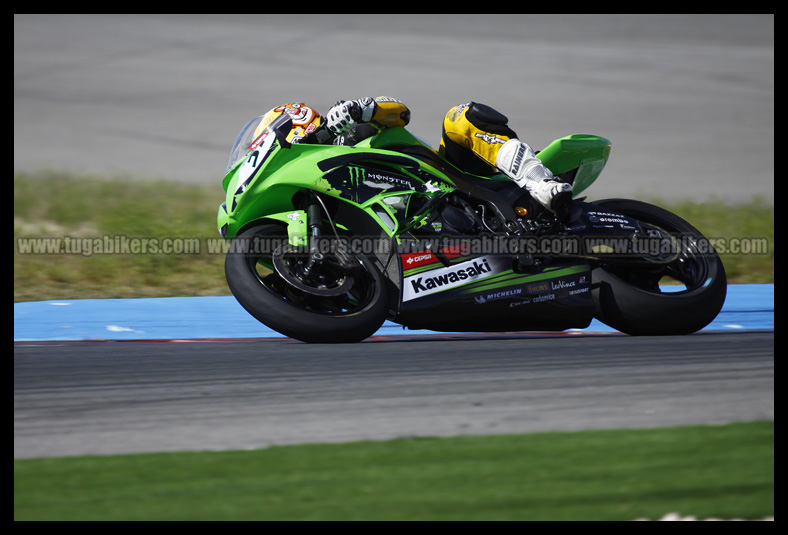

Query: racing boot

[496,138,573,218]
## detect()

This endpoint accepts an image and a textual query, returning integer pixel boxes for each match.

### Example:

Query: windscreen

[226,115,267,171]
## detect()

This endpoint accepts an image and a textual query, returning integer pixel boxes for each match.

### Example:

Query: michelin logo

[403,257,498,301]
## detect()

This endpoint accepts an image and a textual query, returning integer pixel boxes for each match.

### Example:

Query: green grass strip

[14,173,773,302]
[14,421,773,521]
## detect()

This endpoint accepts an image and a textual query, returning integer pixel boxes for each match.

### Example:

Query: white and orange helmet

[254,102,322,143]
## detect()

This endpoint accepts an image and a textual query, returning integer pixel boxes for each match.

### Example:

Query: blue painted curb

[14,285,773,342]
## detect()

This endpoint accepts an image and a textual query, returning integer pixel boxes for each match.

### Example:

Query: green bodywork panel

[217,125,611,240]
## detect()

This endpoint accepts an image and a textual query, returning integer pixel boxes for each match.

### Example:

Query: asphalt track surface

[14,331,774,459]
[14,15,774,459]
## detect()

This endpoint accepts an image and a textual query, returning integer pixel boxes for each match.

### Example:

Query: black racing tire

[225,224,390,343]
[590,199,727,335]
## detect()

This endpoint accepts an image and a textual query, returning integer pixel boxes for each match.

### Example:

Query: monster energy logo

[346,166,416,190]
[367,172,411,187]
[347,166,365,188]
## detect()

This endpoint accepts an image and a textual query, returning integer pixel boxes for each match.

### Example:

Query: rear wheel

[225,224,390,343]
[591,199,727,335]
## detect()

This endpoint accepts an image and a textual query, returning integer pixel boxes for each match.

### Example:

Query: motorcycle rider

[284,96,573,215]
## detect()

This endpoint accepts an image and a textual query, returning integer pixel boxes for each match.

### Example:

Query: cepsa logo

[401,251,437,269]
[401,245,469,270]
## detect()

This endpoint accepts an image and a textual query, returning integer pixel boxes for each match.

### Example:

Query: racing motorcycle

[217,112,726,343]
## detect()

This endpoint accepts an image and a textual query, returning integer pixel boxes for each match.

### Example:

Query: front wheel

[591,199,727,335]
[225,224,390,343]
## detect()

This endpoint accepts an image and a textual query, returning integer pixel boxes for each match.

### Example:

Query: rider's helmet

[255,103,322,143]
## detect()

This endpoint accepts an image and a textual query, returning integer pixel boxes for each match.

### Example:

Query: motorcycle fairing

[535,134,612,195]
[402,254,510,302]
[317,164,447,207]
[394,249,593,332]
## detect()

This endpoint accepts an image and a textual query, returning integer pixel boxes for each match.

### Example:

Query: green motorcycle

[218,114,726,343]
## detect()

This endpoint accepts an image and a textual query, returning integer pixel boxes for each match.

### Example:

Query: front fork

[303,194,325,277]
[266,193,359,279]
[302,193,357,274]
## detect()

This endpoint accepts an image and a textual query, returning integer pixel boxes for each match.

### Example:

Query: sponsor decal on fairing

[402,256,502,301]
